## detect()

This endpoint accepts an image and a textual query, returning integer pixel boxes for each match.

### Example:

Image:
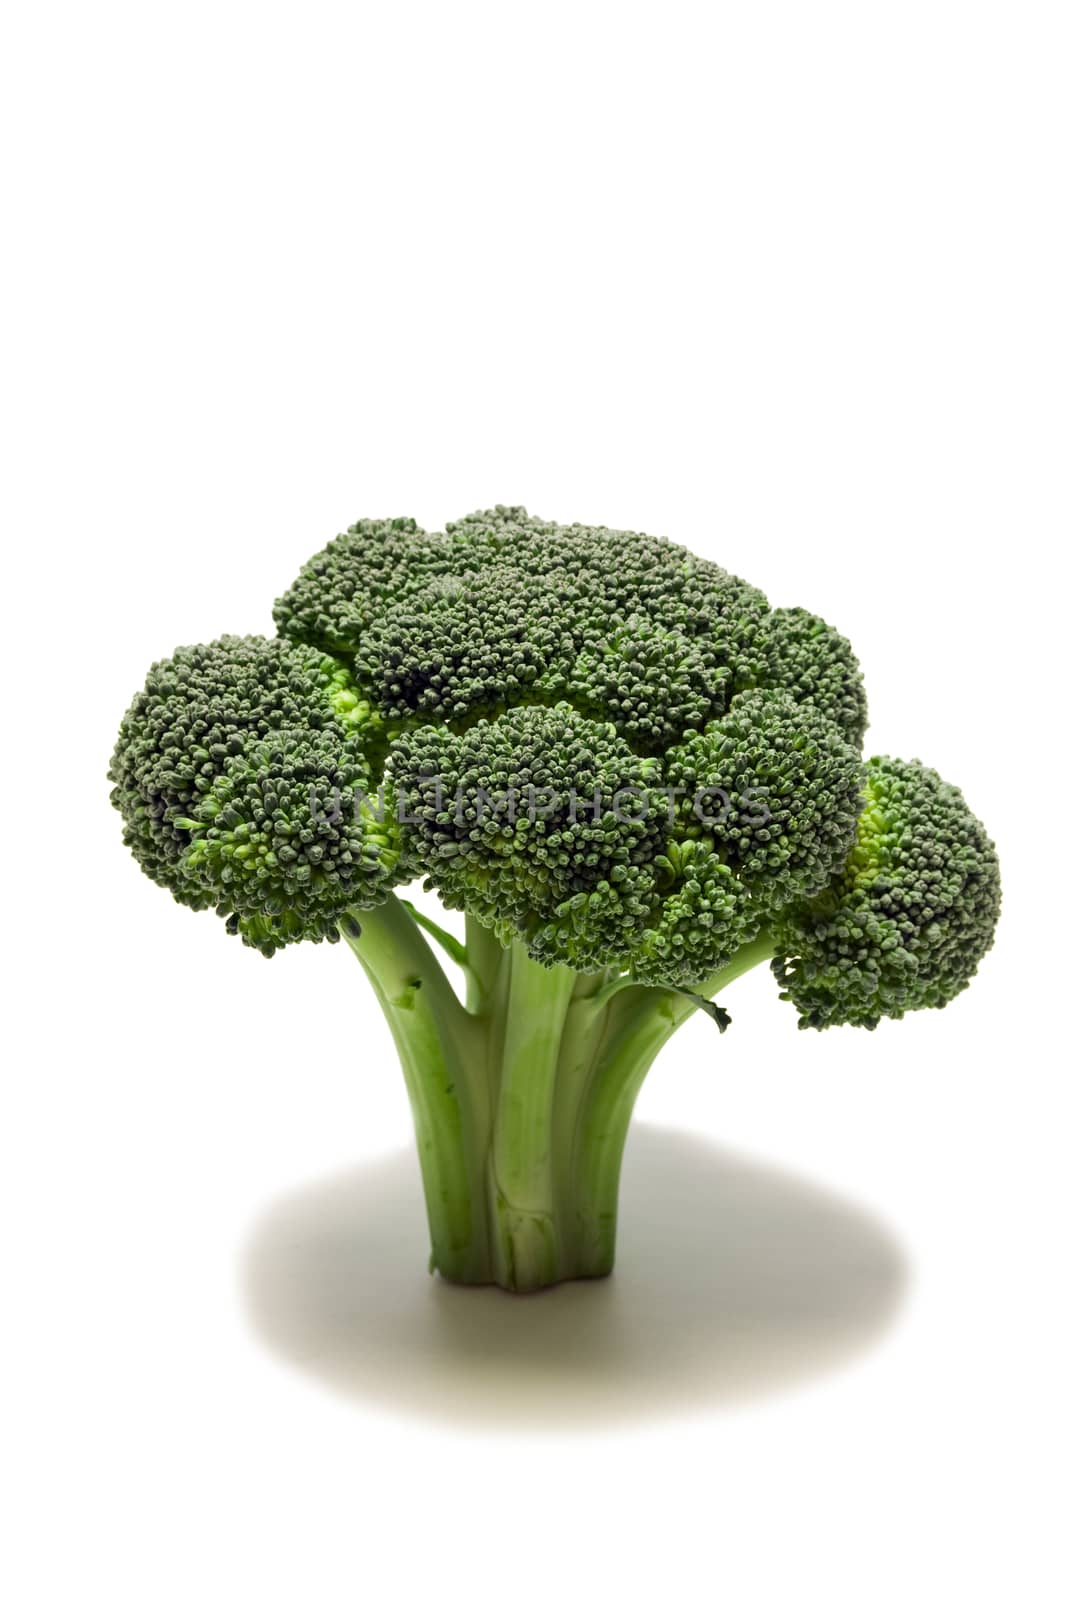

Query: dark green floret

[273,504,776,754]
[570,614,732,750]
[354,569,571,723]
[272,516,454,654]
[632,838,761,987]
[389,702,667,971]
[758,607,868,747]
[108,635,403,954]
[772,756,1001,1028]
[664,688,865,909]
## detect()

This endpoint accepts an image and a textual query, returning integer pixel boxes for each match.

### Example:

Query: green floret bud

[388,702,668,971]
[664,689,865,909]
[631,837,761,988]
[758,607,868,748]
[272,516,459,653]
[772,755,1001,1028]
[443,508,770,664]
[109,635,404,954]
[455,509,771,746]
[274,505,771,755]
[353,569,570,723]
[570,614,733,751]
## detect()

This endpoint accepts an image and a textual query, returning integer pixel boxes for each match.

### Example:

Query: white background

[3,4,1068,1596]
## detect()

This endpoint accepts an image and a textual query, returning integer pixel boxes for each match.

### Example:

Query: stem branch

[341,896,489,1281]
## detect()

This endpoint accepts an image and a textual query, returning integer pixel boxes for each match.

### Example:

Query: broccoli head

[110,507,1001,1291]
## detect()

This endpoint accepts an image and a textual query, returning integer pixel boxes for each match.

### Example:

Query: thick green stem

[568,931,779,1276]
[551,971,618,1274]
[487,942,578,1290]
[344,897,777,1292]
[566,988,692,1277]
[341,898,490,1282]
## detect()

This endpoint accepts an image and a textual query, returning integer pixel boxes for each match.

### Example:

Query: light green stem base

[342,897,775,1293]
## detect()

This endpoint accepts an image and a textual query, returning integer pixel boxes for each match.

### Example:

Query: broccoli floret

[272,516,456,653]
[570,614,731,749]
[111,508,1000,1292]
[109,635,402,954]
[772,756,1001,1028]
[354,568,571,723]
[389,702,667,971]
[632,838,761,988]
[273,504,772,751]
[757,607,868,747]
[625,688,863,988]
[663,688,865,907]
[445,508,772,743]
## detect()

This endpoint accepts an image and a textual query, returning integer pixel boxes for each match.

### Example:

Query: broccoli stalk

[342,896,775,1290]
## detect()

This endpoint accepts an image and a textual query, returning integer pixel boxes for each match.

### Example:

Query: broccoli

[109,507,1001,1291]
